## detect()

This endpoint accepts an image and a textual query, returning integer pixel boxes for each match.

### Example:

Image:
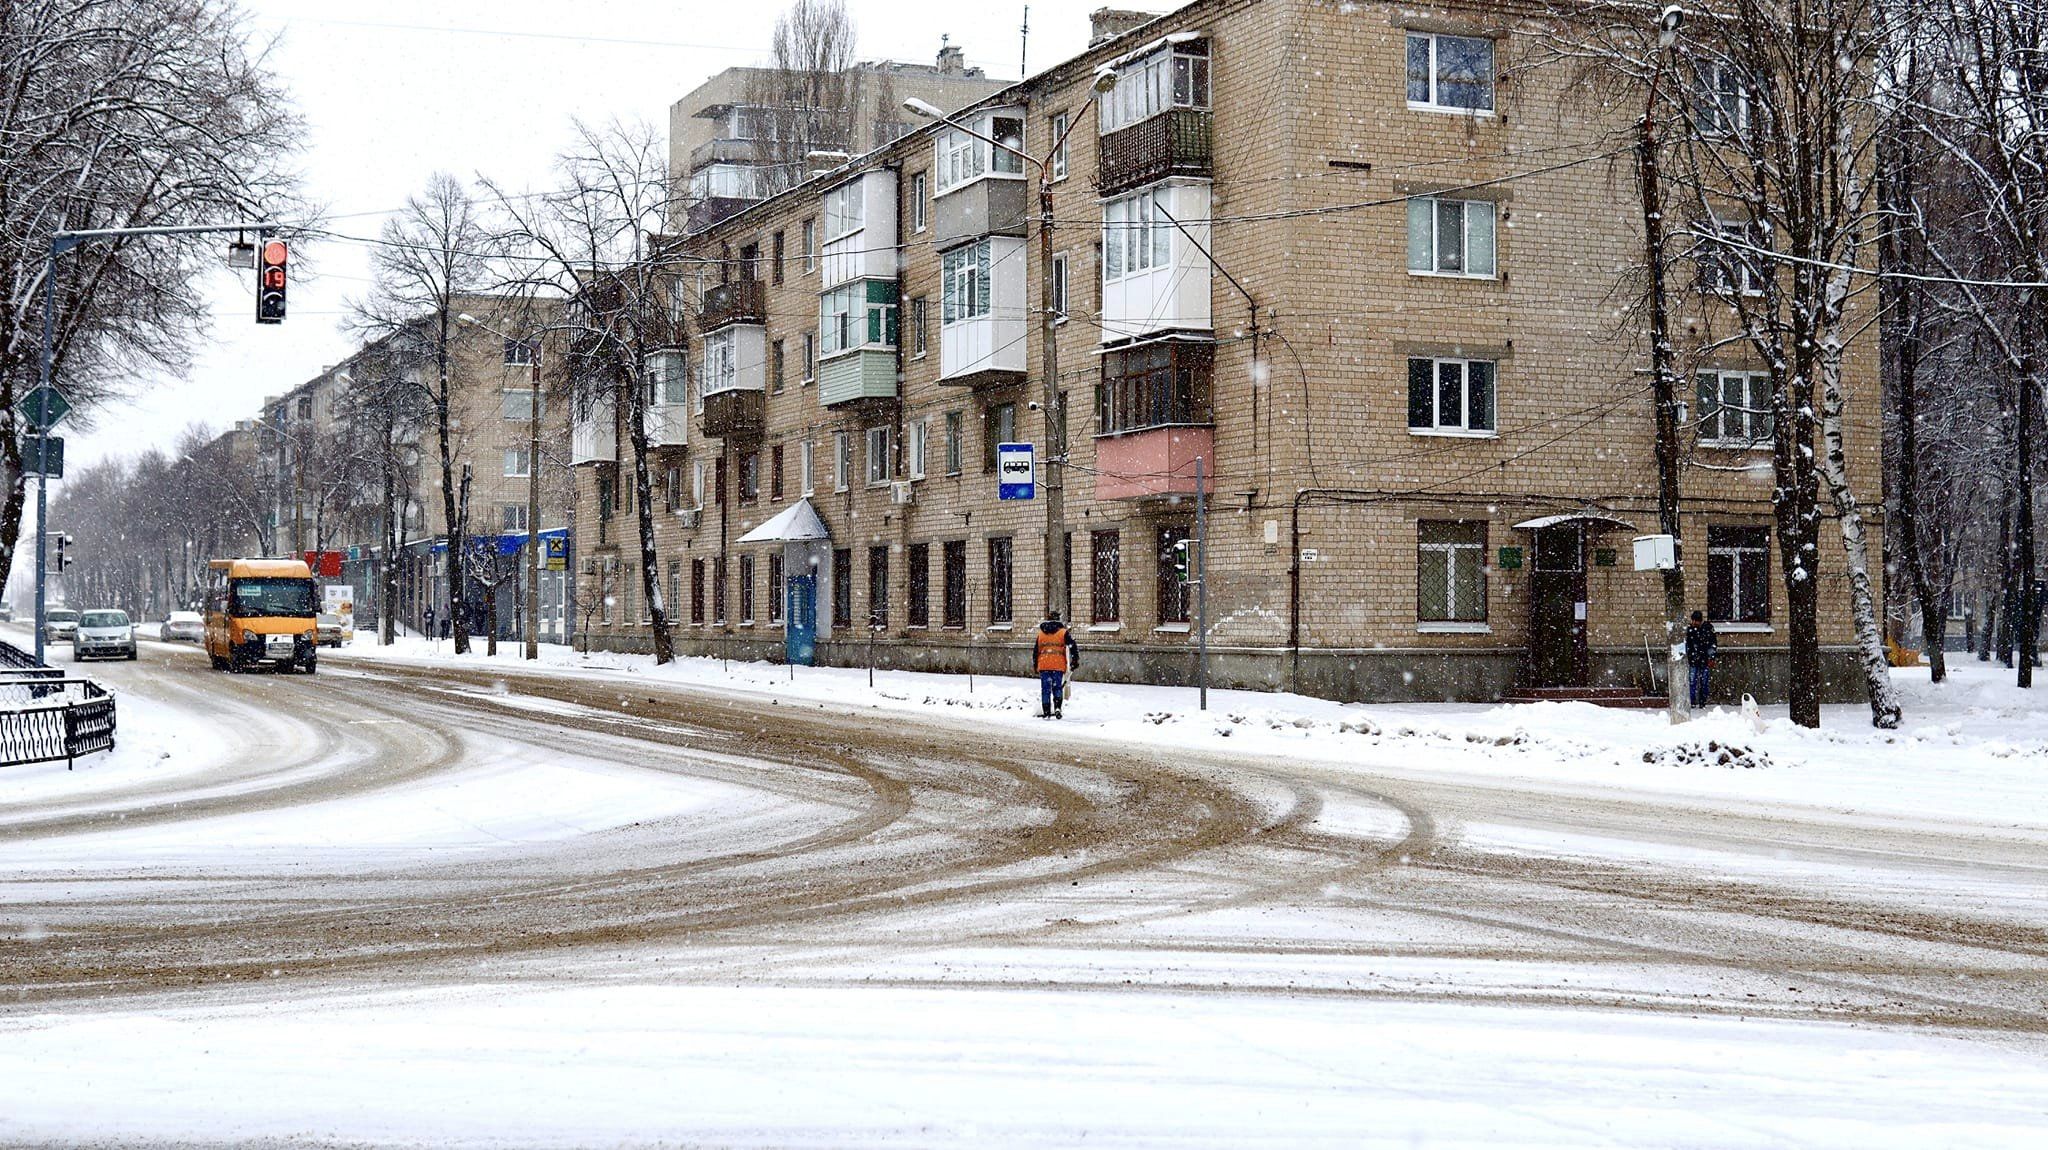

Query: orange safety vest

[1035,626,1071,673]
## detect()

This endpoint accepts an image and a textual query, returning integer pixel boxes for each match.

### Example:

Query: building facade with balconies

[575,0,1886,705]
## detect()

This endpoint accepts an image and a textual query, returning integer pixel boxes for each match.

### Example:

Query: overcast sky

[65,0,1123,472]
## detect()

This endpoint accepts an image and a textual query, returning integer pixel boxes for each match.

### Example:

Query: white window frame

[501,502,529,532]
[1697,370,1773,447]
[1408,356,1497,437]
[1707,525,1773,625]
[1050,112,1069,181]
[1103,189,1173,283]
[935,112,1025,193]
[1417,520,1489,626]
[691,461,706,510]
[834,431,851,492]
[502,339,535,367]
[866,425,892,487]
[909,417,929,480]
[1405,31,1496,115]
[1695,61,1753,138]
[802,332,817,382]
[801,439,815,496]
[942,240,992,324]
[945,410,964,476]
[700,330,738,398]
[824,180,865,241]
[1051,253,1069,322]
[1099,42,1211,133]
[502,389,536,421]
[1406,196,1496,278]
[503,446,531,478]
[1699,219,1765,297]
[911,172,928,232]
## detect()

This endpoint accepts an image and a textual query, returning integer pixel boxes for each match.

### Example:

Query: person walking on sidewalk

[1685,610,1718,708]
[1034,612,1078,719]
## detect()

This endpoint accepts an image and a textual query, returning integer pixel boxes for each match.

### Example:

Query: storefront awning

[736,498,830,544]
[1511,513,1638,534]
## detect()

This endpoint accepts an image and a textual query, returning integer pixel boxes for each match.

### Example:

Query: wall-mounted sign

[1594,548,1618,567]
[997,442,1035,500]
[1497,546,1524,570]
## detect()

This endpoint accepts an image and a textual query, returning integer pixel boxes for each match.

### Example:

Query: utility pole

[524,346,542,660]
[1641,7,1690,723]
[1195,454,1209,710]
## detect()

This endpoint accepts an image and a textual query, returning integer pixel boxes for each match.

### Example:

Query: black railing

[0,637,116,768]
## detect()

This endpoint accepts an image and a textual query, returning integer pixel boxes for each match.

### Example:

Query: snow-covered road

[1,636,2044,1147]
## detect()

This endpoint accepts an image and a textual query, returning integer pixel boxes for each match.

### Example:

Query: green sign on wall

[1497,546,1523,570]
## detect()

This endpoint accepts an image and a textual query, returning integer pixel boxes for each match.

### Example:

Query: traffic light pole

[30,220,275,664]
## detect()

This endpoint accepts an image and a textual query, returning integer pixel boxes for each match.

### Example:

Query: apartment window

[1050,112,1069,180]
[1156,524,1192,624]
[943,540,968,628]
[501,503,529,532]
[1091,529,1121,623]
[988,537,1014,625]
[503,339,535,367]
[503,447,531,477]
[867,545,890,628]
[866,425,892,486]
[1407,357,1497,435]
[772,230,786,284]
[1100,40,1210,131]
[691,460,706,509]
[739,451,760,502]
[911,297,929,356]
[1708,525,1772,624]
[668,560,682,628]
[739,554,756,623]
[820,280,899,357]
[1406,32,1495,112]
[598,471,615,522]
[714,455,727,505]
[1098,343,1211,434]
[824,179,865,239]
[831,431,851,491]
[690,558,706,625]
[911,172,929,231]
[983,401,1016,471]
[502,390,536,421]
[700,330,738,396]
[908,543,930,627]
[1418,520,1488,623]
[1694,61,1753,136]
[1051,253,1069,321]
[802,218,816,271]
[942,241,992,323]
[1103,188,1172,281]
[713,555,728,625]
[1407,197,1496,277]
[771,340,786,394]
[771,444,786,500]
[1697,220,1765,296]
[908,417,929,480]
[801,438,815,495]
[802,332,816,382]
[945,411,964,475]
[623,564,636,623]
[296,396,313,419]
[768,553,785,624]
[663,464,682,511]
[1698,370,1773,446]
[832,548,851,630]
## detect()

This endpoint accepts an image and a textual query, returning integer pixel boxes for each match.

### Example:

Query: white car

[73,609,137,661]
[162,610,205,643]
[44,607,79,644]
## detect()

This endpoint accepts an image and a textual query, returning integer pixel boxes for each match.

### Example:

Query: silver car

[161,610,205,643]
[73,609,137,660]
[44,607,79,644]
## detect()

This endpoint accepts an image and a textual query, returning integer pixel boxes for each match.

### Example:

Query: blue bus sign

[997,442,1035,500]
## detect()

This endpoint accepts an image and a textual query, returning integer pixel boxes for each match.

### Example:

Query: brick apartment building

[568,0,1884,703]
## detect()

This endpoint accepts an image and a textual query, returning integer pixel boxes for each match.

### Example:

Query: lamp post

[906,72,1115,623]
[458,312,544,660]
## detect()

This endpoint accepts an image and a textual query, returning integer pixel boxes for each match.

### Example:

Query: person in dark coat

[1034,612,1079,719]
[1685,610,1718,708]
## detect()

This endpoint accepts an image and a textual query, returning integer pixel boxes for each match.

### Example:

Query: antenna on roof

[1020,6,1030,78]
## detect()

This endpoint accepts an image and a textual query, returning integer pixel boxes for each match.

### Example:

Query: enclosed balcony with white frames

[1100,179,1213,344]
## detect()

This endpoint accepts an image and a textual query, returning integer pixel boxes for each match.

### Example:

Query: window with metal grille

[690,558,705,625]
[713,555,728,625]
[768,553,784,624]
[868,545,889,629]
[943,540,967,628]
[988,537,1013,624]
[1417,520,1487,623]
[739,555,755,623]
[908,543,930,627]
[832,548,851,630]
[1157,524,1192,624]
[1707,525,1771,623]
[1091,530,1121,623]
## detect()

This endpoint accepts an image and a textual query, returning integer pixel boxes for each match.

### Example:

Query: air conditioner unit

[676,508,702,529]
[890,480,915,506]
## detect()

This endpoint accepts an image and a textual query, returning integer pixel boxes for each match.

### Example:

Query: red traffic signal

[256,238,288,324]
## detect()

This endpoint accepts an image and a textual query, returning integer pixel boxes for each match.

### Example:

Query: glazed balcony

[1097,109,1212,198]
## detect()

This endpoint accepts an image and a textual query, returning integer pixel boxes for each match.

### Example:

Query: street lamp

[458,311,544,661]
[905,68,1118,624]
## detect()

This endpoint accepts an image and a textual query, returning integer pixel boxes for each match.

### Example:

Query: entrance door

[1528,525,1587,687]
[785,574,817,666]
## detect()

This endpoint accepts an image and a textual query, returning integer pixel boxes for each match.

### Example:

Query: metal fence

[0,637,116,768]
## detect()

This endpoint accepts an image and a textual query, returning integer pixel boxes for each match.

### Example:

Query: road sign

[23,435,62,478]
[545,535,567,571]
[997,442,1035,500]
[18,385,70,430]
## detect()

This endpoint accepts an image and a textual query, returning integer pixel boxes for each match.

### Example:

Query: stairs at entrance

[1500,685,1668,709]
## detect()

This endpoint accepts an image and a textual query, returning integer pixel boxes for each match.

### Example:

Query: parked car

[44,607,79,644]
[161,610,204,643]
[316,612,345,648]
[73,609,136,661]
[0,602,14,622]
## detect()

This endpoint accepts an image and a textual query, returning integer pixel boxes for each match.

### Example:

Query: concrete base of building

[573,630,1873,706]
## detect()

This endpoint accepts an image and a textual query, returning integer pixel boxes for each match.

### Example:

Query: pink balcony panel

[1093,426,1216,501]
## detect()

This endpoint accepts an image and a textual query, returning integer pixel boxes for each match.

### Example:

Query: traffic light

[52,533,71,572]
[1173,538,1197,585]
[256,237,288,323]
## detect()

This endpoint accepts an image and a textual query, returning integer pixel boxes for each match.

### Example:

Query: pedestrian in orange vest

[1034,611,1078,719]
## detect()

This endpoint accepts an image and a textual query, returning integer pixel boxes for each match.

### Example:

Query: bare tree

[743,0,859,197]
[353,174,495,654]
[0,0,304,598]
[485,119,684,664]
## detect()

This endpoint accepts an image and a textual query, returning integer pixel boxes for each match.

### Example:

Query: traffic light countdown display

[256,238,287,323]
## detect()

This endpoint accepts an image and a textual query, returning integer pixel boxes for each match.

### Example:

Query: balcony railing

[700,279,767,331]
[702,389,764,440]
[1097,109,1213,197]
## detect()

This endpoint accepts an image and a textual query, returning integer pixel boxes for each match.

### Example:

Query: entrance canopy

[1511,512,1637,535]
[736,498,830,544]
